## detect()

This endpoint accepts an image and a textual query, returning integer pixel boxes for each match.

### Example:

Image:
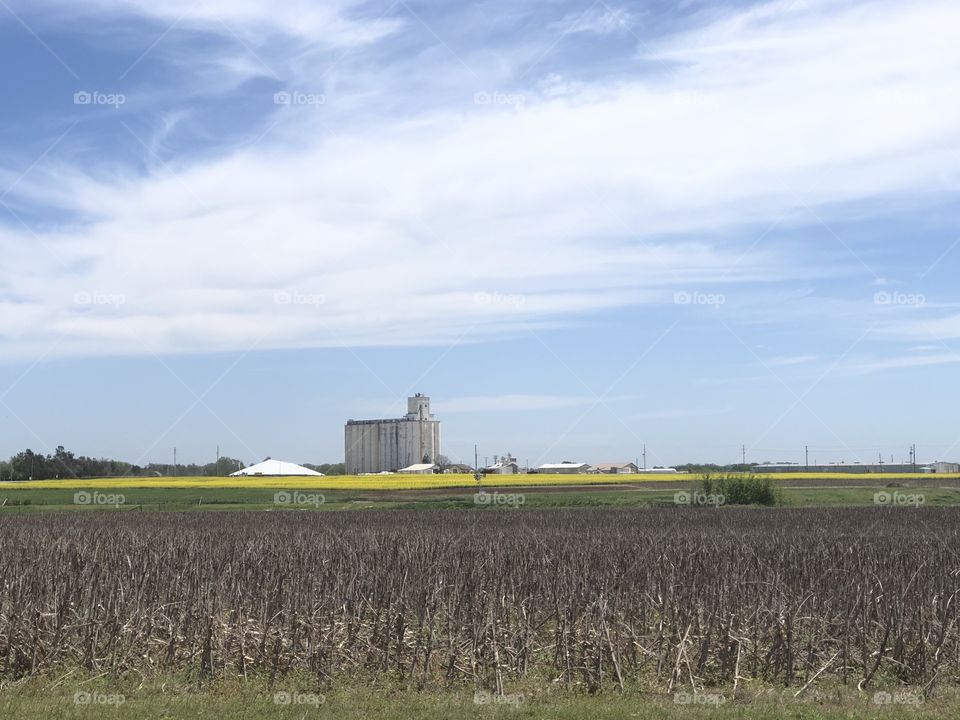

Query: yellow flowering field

[0,473,662,491]
[0,471,953,492]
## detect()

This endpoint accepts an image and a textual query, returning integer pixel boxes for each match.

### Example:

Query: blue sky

[1,0,958,468]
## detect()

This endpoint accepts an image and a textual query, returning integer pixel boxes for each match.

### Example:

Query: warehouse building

[595,462,639,474]
[230,459,323,477]
[345,394,442,474]
[754,461,959,474]
[484,453,519,474]
[398,463,437,474]
[536,461,592,474]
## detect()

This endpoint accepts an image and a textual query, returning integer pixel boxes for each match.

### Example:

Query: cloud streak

[1,0,959,362]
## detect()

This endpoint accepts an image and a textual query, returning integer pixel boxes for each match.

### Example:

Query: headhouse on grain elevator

[344,394,442,474]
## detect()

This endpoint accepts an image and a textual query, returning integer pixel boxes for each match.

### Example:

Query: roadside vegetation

[701,471,779,505]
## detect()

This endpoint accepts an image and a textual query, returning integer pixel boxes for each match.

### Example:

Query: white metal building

[595,462,639,474]
[485,453,519,474]
[536,462,591,474]
[230,459,324,476]
[398,463,437,474]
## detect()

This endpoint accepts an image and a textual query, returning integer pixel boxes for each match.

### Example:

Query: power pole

[805,445,809,470]
[741,444,746,467]
[474,444,479,472]
[216,445,220,475]
[173,447,177,477]
[642,444,647,471]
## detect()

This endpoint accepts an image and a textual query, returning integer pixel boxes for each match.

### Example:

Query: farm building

[345,394,442,474]
[485,454,519,474]
[754,461,960,474]
[922,461,960,473]
[230,459,323,476]
[536,462,591,474]
[595,462,638,474]
[398,463,437,474]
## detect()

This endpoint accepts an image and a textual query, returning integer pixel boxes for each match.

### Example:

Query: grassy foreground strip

[2,485,960,513]
[2,678,957,720]
[0,471,956,491]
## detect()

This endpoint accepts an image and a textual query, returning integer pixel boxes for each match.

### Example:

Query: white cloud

[26,0,403,48]
[549,7,633,36]
[2,0,960,360]
[848,352,960,373]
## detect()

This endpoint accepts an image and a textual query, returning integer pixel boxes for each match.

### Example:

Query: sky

[0,0,958,469]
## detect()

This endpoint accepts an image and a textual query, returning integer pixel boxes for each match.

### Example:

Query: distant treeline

[0,446,346,480]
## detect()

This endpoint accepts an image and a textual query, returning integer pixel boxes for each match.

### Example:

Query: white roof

[538,462,590,469]
[398,463,436,472]
[230,459,324,476]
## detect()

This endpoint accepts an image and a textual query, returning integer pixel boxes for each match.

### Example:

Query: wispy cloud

[549,6,633,36]
[848,353,960,374]
[19,0,404,47]
[1,0,959,362]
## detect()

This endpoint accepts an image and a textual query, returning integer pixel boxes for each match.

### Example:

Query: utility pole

[474,444,479,472]
[911,444,917,473]
[878,452,883,473]
[805,445,809,470]
[173,447,177,477]
[642,444,647,471]
[216,445,220,475]
[741,444,746,467]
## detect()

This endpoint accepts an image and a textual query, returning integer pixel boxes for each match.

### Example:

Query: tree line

[0,446,345,480]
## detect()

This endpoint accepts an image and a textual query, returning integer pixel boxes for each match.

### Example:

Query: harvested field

[0,507,957,694]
